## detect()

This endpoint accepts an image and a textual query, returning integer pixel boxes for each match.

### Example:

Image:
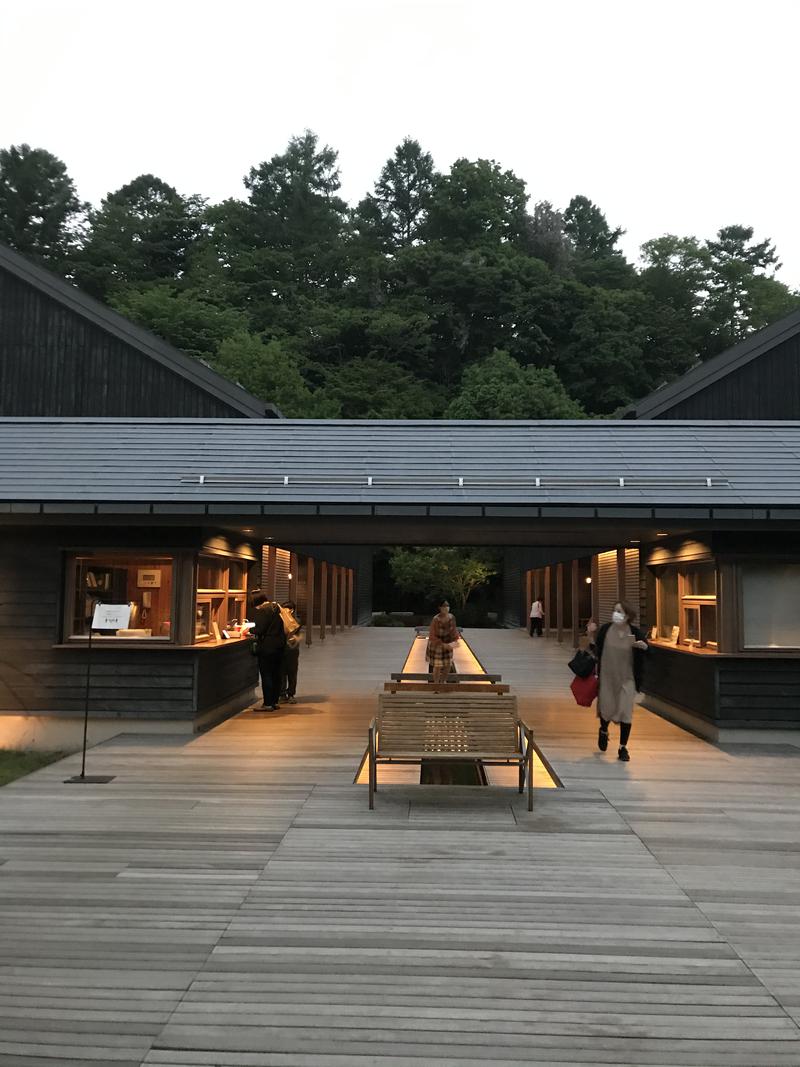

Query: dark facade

[0,243,276,419]
[0,525,260,730]
[626,309,800,420]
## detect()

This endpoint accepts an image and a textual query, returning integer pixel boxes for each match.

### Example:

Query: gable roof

[623,309,800,419]
[1,417,800,511]
[0,242,280,419]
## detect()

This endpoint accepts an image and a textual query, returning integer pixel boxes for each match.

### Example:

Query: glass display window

[653,561,718,650]
[194,556,251,642]
[68,555,174,641]
[741,563,800,649]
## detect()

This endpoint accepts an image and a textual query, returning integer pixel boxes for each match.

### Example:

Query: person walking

[426,599,460,684]
[251,593,286,710]
[279,600,302,704]
[529,597,544,637]
[595,601,648,762]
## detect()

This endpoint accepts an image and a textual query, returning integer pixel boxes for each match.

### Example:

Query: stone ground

[0,627,799,1066]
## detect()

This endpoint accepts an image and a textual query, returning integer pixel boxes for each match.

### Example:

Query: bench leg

[518,761,524,794]
[527,732,534,812]
[368,724,376,810]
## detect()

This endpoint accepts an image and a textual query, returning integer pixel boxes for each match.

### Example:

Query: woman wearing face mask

[594,601,648,761]
[426,599,460,684]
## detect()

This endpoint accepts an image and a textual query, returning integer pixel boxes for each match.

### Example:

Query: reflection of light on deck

[358,630,561,789]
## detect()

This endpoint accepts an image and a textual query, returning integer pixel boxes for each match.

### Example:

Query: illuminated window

[654,562,717,650]
[195,557,250,642]
[68,555,174,641]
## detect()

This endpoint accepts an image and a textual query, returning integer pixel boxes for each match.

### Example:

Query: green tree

[388,547,498,610]
[109,283,248,361]
[446,349,584,419]
[705,224,781,346]
[372,137,436,248]
[0,143,85,266]
[319,356,440,418]
[423,158,529,246]
[76,174,205,298]
[523,200,572,272]
[212,331,339,416]
[563,194,623,257]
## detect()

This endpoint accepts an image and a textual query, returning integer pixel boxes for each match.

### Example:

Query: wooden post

[346,568,354,628]
[571,558,580,648]
[305,557,314,647]
[263,544,277,600]
[525,569,533,633]
[338,567,346,630]
[591,554,599,621]
[556,562,564,643]
[289,552,298,603]
[320,561,328,641]
[330,565,338,636]
[616,547,626,605]
[543,565,551,639]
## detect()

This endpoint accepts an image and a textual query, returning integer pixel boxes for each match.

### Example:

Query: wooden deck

[0,627,798,1065]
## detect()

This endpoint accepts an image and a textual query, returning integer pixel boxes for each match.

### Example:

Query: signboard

[92,603,132,631]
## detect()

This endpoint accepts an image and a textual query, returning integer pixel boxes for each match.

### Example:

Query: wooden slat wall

[274,549,291,603]
[0,269,249,418]
[596,550,618,626]
[625,547,640,619]
[655,333,800,419]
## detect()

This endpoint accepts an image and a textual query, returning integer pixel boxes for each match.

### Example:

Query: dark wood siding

[0,527,255,723]
[0,268,249,418]
[655,334,800,419]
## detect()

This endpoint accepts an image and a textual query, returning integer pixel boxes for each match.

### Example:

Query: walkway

[0,629,798,1065]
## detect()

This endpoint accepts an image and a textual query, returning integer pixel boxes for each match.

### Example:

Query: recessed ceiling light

[656,532,668,537]
[242,528,254,535]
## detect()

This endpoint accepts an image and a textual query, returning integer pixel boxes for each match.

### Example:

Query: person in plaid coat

[426,599,460,683]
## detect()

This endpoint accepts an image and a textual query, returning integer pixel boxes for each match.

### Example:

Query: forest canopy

[1,136,798,419]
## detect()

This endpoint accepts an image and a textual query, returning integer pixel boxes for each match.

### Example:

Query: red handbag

[570,672,598,707]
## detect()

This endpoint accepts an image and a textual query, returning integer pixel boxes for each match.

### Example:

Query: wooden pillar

[338,568,346,630]
[543,565,552,639]
[525,569,533,632]
[305,557,314,647]
[591,554,599,621]
[346,568,354,628]
[263,544,277,600]
[319,561,327,641]
[616,548,626,605]
[330,565,338,635]
[571,558,580,648]
[556,562,564,643]
[289,552,298,604]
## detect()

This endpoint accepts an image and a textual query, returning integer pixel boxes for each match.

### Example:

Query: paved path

[0,628,799,1065]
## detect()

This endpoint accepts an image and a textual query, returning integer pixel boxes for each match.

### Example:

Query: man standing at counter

[251,593,286,710]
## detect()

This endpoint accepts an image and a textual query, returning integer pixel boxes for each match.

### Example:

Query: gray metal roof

[0,243,280,420]
[623,309,800,419]
[1,417,800,511]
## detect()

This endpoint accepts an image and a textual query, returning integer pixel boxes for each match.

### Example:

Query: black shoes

[618,746,630,762]
[598,727,608,752]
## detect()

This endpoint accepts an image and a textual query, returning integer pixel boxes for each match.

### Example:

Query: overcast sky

[3,0,799,286]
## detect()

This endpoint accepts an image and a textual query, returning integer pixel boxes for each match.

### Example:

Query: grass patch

[0,749,66,787]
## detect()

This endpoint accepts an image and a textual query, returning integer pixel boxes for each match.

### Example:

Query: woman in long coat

[426,599,460,684]
[594,600,648,762]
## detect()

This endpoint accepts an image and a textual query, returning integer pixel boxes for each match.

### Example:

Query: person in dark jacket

[251,593,286,710]
[594,601,648,762]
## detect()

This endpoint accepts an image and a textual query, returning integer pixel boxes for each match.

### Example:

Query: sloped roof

[1,417,799,510]
[624,309,800,419]
[0,243,279,419]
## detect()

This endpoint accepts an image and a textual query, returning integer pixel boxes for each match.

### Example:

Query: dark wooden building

[0,242,279,419]
[624,310,800,420]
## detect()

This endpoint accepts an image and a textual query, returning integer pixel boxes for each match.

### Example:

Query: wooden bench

[367,693,534,811]
[390,672,503,682]
[383,681,510,693]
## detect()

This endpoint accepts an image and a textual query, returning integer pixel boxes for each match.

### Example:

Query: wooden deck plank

[0,627,797,1065]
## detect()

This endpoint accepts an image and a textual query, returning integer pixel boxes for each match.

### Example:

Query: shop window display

[69,555,174,640]
[653,562,717,650]
[195,556,250,641]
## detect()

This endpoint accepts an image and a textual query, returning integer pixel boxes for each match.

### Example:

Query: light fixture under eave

[242,528,254,535]
[585,577,592,584]
[287,572,293,581]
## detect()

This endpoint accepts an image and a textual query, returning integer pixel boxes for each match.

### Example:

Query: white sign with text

[92,603,132,630]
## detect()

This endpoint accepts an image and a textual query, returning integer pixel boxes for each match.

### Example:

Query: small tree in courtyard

[388,547,498,612]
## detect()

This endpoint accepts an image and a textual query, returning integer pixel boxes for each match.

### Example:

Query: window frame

[64,552,177,644]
